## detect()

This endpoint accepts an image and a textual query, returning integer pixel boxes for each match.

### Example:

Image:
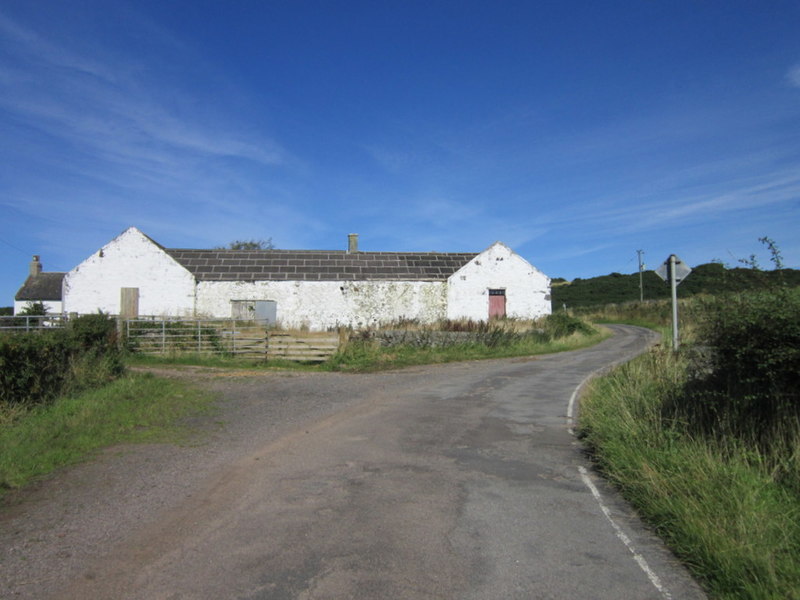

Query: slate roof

[15,272,65,301]
[165,249,478,282]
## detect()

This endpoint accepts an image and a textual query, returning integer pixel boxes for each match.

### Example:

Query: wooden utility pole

[637,250,645,302]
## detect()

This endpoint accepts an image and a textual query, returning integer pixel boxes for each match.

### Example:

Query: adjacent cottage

[13,256,65,315]
[59,227,551,329]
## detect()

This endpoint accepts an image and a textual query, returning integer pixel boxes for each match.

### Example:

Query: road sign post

[654,254,691,351]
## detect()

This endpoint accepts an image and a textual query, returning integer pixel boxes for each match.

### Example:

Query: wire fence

[0,315,68,332]
[0,315,341,361]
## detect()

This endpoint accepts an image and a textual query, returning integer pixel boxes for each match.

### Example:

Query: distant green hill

[551,263,800,309]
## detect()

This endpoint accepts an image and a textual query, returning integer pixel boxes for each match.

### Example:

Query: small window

[231,300,277,324]
[231,300,256,320]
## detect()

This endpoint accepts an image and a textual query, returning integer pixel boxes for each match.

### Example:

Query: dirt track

[1,326,706,599]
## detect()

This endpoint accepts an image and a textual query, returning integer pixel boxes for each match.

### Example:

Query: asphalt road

[1,325,706,599]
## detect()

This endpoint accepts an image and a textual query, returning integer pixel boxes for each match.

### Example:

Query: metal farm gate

[124,319,339,362]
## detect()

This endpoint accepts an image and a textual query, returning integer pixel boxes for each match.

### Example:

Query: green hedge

[668,287,800,448]
[0,314,124,406]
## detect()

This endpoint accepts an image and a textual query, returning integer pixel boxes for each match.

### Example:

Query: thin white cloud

[0,68,283,168]
[786,64,800,88]
[539,243,616,264]
[0,12,285,171]
[505,161,800,253]
[353,189,548,254]
[0,13,117,82]
[409,197,483,223]
[0,9,330,271]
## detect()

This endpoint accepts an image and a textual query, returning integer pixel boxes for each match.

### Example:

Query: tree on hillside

[215,238,274,250]
[551,237,798,308]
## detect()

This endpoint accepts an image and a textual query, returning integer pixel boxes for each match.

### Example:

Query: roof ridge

[166,247,477,254]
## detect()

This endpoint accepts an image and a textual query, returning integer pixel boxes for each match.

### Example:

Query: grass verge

[0,373,215,495]
[125,319,610,373]
[324,327,610,372]
[578,348,800,599]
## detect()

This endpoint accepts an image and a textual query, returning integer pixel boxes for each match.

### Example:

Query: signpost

[654,254,692,351]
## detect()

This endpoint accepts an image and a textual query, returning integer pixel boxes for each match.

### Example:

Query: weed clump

[542,312,594,338]
[327,315,598,371]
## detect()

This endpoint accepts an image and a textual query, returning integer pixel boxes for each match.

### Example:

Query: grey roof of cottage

[164,249,478,282]
[15,272,65,301]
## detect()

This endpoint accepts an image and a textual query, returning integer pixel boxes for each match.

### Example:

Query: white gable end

[446,242,551,321]
[63,227,196,316]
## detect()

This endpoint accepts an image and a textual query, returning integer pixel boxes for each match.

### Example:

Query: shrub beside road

[578,287,800,599]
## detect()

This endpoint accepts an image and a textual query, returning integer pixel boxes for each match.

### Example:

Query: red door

[488,289,506,319]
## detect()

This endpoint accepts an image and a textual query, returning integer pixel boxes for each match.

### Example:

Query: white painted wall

[13,300,63,315]
[59,228,549,327]
[447,242,551,321]
[63,227,196,316]
[196,279,447,330]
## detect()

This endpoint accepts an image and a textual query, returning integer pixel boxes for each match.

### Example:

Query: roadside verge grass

[125,316,610,373]
[323,327,610,372]
[578,348,800,599]
[125,329,609,373]
[0,373,215,495]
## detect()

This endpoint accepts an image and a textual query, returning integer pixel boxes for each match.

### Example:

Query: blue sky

[2,1,799,305]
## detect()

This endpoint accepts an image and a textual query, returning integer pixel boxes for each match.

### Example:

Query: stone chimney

[29,255,42,277]
[348,233,359,253]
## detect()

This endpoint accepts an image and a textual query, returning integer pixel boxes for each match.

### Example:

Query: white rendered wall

[196,279,447,330]
[63,227,196,316]
[447,242,551,321]
[13,300,63,315]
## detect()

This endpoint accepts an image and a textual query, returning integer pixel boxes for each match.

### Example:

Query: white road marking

[567,327,673,599]
[578,466,673,599]
[565,374,589,435]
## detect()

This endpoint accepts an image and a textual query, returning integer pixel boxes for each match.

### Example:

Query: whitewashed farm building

[13,255,65,315]
[20,227,552,329]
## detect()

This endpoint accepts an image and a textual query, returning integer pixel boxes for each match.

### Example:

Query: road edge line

[568,325,672,599]
[577,466,673,599]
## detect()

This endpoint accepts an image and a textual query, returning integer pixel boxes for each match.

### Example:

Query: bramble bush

[667,287,800,451]
[0,313,124,406]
